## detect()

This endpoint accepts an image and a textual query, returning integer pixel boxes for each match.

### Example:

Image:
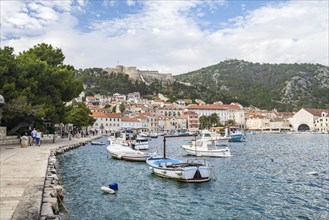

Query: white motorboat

[181,139,231,157]
[146,135,211,183]
[199,130,230,146]
[130,136,149,150]
[107,142,152,162]
[226,126,246,142]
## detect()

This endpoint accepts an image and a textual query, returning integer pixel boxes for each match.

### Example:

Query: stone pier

[0,136,101,220]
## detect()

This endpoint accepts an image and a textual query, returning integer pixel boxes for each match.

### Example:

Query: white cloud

[126,0,136,7]
[102,0,117,8]
[1,0,328,75]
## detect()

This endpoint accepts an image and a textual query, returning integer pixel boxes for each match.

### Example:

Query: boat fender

[109,182,119,191]
[100,186,115,194]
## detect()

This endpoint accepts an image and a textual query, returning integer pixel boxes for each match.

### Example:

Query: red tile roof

[187,104,240,110]
[121,117,140,122]
[91,112,121,118]
[304,108,329,116]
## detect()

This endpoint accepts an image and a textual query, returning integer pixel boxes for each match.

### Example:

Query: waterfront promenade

[0,136,100,220]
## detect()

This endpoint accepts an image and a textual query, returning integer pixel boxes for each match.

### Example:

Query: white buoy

[100,186,116,194]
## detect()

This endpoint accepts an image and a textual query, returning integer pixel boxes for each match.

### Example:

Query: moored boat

[181,139,231,157]
[227,126,246,142]
[130,136,149,150]
[199,130,230,146]
[146,135,211,182]
[107,142,152,162]
[91,141,105,145]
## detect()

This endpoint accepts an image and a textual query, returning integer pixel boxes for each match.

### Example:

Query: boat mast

[163,134,194,159]
[163,136,166,159]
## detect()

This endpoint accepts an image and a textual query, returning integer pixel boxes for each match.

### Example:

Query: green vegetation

[175,59,329,111]
[78,70,244,105]
[77,59,328,112]
[0,44,94,135]
[76,69,152,96]
[199,114,222,130]
[64,101,96,130]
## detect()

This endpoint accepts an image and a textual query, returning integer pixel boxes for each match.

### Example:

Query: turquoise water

[57,134,329,219]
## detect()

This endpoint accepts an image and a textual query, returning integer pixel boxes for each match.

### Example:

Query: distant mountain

[174,59,329,111]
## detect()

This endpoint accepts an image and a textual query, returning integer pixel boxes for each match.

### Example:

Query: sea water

[57,134,329,219]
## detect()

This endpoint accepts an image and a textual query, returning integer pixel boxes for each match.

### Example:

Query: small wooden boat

[146,135,211,182]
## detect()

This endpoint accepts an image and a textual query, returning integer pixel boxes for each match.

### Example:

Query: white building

[127,92,140,102]
[187,104,246,128]
[290,108,329,131]
[121,117,142,129]
[91,112,121,132]
[113,93,126,102]
[314,111,329,133]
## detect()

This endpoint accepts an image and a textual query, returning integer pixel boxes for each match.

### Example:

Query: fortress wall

[104,65,174,82]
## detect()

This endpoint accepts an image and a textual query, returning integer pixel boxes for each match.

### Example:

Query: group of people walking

[30,128,42,146]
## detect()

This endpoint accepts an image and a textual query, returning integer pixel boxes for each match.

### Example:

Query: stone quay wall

[40,137,100,220]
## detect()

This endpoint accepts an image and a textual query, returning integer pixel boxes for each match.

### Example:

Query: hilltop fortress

[104,65,175,84]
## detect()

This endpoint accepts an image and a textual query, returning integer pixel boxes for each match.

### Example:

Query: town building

[158,107,184,117]
[127,92,141,102]
[121,117,142,130]
[90,112,121,132]
[290,108,329,131]
[187,104,246,128]
[314,111,329,133]
[184,111,199,132]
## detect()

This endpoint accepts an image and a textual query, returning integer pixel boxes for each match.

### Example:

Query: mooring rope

[57,194,69,213]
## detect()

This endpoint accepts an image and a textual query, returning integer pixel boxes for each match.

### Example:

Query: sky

[1,0,328,75]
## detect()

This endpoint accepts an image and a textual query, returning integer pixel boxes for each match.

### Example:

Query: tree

[199,115,210,130]
[64,102,95,129]
[112,105,117,113]
[119,103,126,113]
[0,43,83,134]
[209,113,221,127]
[225,119,236,126]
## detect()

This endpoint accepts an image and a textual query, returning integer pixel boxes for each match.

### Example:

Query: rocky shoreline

[40,138,99,220]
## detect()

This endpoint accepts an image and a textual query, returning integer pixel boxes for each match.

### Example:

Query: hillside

[76,68,221,103]
[76,60,328,111]
[174,59,329,111]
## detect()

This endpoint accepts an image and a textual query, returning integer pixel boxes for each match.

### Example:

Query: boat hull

[181,145,231,157]
[107,145,151,162]
[229,134,245,142]
[146,157,211,182]
[91,142,104,145]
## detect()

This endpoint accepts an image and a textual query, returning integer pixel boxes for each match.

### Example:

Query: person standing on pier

[31,128,37,146]
[36,129,42,147]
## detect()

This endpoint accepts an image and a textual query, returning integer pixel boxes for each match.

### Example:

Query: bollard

[53,134,57,143]
[20,136,29,148]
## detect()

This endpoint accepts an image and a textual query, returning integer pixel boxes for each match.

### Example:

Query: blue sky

[1,0,328,74]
